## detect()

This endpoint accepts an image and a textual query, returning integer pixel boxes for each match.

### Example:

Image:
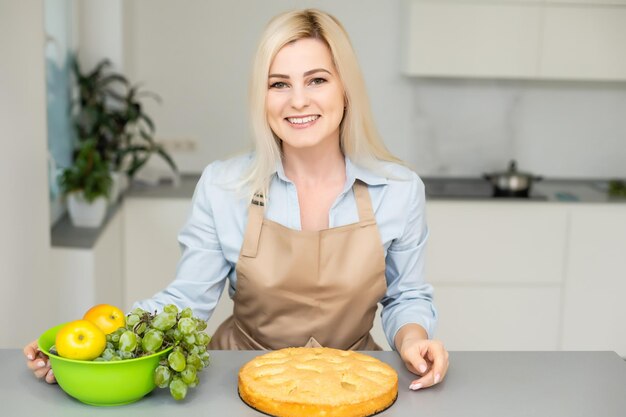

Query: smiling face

[265,37,346,153]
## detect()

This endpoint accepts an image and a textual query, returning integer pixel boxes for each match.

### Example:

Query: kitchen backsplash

[409,79,626,179]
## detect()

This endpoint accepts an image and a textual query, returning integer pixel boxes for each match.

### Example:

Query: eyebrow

[268,68,332,79]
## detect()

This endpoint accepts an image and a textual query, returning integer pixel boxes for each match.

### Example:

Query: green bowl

[38,323,173,406]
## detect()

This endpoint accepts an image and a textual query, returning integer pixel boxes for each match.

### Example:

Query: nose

[289,85,310,110]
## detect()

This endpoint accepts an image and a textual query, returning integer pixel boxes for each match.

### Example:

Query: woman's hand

[395,324,449,390]
[23,340,56,384]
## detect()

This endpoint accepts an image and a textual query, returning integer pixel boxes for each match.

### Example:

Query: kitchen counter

[5,350,626,416]
[128,175,625,203]
[423,177,625,203]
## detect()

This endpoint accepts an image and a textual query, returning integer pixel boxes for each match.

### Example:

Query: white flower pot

[67,191,108,228]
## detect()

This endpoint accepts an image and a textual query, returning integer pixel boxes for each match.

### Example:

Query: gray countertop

[4,350,626,417]
[125,175,200,199]
[125,175,625,203]
[422,177,625,203]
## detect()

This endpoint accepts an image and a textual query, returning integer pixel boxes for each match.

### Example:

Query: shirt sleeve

[132,163,232,319]
[380,173,438,350]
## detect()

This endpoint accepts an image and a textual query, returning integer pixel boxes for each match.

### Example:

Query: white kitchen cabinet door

[123,198,192,309]
[433,285,561,350]
[561,205,626,357]
[540,5,626,80]
[403,1,542,78]
[424,202,568,285]
[51,210,124,321]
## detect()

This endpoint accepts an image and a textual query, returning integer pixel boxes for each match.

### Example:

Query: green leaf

[59,139,111,200]
[126,154,150,178]
[87,58,112,79]
[99,74,129,87]
[139,130,155,144]
[156,146,178,172]
[139,114,155,133]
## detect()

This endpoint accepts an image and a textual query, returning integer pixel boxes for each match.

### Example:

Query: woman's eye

[310,77,327,85]
[270,81,288,89]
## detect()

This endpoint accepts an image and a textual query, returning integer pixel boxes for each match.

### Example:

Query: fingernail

[49,369,54,376]
[409,383,422,391]
[37,360,45,367]
[434,373,441,384]
[418,364,427,373]
[27,354,33,360]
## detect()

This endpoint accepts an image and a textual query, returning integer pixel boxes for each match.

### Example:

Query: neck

[282,141,345,186]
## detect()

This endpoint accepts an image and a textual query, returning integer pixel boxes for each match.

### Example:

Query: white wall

[122,0,413,173]
[115,0,626,179]
[77,0,124,72]
[0,1,58,348]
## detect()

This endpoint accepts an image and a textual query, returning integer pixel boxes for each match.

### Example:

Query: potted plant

[71,57,177,203]
[59,139,112,228]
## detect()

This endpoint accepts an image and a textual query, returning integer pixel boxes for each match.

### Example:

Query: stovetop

[422,178,548,200]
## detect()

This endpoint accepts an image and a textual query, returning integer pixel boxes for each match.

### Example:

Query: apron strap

[240,192,265,258]
[353,181,376,226]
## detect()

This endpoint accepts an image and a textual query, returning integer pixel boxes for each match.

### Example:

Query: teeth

[287,115,319,124]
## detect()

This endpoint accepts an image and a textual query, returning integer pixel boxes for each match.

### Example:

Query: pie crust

[238,347,398,417]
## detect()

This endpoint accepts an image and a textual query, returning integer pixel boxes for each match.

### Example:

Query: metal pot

[483,160,542,197]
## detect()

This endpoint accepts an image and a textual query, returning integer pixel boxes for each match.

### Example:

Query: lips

[285,114,320,128]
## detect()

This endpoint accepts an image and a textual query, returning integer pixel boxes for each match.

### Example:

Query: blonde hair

[241,9,402,198]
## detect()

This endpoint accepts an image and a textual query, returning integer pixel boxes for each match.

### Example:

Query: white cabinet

[540,5,626,80]
[50,210,124,321]
[561,205,626,357]
[434,286,561,350]
[403,0,626,80]
[403,1,543,78]
[425,202,568,284]
[122,198,190,309]
[424,201,567,350]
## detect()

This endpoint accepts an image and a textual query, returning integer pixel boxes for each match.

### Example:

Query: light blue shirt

[134,153,437,350]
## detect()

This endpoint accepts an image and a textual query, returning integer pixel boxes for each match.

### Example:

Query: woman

[25,9,448,391]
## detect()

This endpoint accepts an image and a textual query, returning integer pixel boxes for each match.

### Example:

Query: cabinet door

[403,1,542,78]
[434,286,561,350]
[540,5,626,80]
[123,198,191,309]
[425,202,568,285]
[562,205,626,357]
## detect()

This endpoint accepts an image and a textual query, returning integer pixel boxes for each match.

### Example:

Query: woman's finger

[409,370,436,390]
[34,365,51,379]
[404,353,430,376]
[44,369,56,384]
[26,357,48,372]
[23,340,40,361]
[426,341,448,384]
[409,342,449,390]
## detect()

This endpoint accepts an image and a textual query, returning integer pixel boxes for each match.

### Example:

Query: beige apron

[208,180,387,351]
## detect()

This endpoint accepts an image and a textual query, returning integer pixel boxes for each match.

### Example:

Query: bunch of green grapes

[95,304,211,400]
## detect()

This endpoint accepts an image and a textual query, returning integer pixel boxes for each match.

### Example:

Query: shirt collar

[273,155,388,186]
[345,156,388,186]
